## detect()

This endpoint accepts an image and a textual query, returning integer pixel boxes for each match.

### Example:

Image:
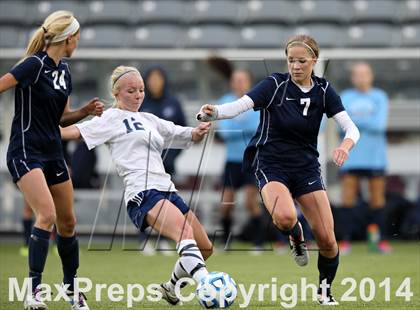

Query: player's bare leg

[146,200,209,305]
[261,182,308,266]
[18,169,55,310]
[184,211,213,260]
[297,190,339,305]
[50,180,88,310]
[244,185,264,253]
[220,188,235,249]
[340,174,359,254]
[368,176,391,253]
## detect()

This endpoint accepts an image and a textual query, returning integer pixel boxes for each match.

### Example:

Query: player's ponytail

[25,10,79,57]
[25,28,46,58]
[110,66,141,108]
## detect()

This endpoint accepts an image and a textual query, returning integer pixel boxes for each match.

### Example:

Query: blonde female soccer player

[197,35,360,305]
[61,66,213,305]
[0,10,104,310]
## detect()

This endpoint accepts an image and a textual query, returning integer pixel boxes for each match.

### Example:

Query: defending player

[197,35,360,305]
[0,11,104,310]
[61,66,213,306]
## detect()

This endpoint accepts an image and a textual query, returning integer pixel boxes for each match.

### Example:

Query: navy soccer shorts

[7,156,70,186]
[127,189,190,232]
[223,161,256,190]
[341,168,385,178]
[255,167,326,198]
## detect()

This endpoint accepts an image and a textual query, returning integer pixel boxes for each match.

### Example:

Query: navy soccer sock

[340,207,354,241]
[251,215,264,246]
[23,218,34,246]
[221,217,232,247]
[28,227,50,292]
[56,234,79,291]
[280,221,302,241]
[317,252,339,296]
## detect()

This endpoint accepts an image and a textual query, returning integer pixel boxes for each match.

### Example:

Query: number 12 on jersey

[123,117,145,133]
[300,98,311,116]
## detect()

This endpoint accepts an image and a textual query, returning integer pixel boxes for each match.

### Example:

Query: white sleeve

[156,117,194,149]
[76,112,116,150]
[333,111,360,145]
[197,95,255,121]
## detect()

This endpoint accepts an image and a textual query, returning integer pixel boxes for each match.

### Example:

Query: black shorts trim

[255,167,325,198]
[342,169,385,178]
[7,156,70,185]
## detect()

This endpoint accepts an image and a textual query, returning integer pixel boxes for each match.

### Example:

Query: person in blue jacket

[217,69,262,250]
[140,66,187,176]
[339,62,391,254]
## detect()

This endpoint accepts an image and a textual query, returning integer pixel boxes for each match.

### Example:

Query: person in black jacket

[140,66,187,176]
[139,66,187,255]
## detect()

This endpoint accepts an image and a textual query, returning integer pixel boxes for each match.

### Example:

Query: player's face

[230,71,252,97]
[351,63,373,92]
[65,31,80,57]
[116,73,145,112]
[287,45,317,85]
[147,70,165,98]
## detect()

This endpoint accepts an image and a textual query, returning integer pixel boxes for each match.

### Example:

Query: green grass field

[1,241,419,309]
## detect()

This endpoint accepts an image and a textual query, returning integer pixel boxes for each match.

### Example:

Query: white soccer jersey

[76,108,193,205]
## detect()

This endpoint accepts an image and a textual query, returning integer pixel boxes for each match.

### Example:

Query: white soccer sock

[166,239,208,291]
[166,260,190,291]
[179,239,208,283]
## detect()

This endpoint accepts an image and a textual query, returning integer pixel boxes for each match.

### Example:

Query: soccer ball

[196,271,237,308]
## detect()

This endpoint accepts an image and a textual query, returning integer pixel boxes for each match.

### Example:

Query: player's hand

[196,104,218,122]
[332,147,349,167]
[83,97,105,117]
[192,122,211,142]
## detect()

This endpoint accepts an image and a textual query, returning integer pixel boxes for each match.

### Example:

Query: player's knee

[318,235,337,251]
[57,216,77,236]
[273,212,296,231]
[36,211,56,229]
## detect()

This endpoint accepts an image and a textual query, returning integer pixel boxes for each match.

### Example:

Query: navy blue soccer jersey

[244,72,345,172]
[7,51,72,161]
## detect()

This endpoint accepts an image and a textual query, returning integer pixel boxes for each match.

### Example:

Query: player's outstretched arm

[60,125,81,141]
[332,111,360,167]
[191,122,211,143]
[60,97,105,127]
[196,95,255,122]
[0,73,18,94]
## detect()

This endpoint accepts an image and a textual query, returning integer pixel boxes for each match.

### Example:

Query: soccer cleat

[317,294,339,306]
[66,291,89,310]
[289,223,309,266]
[158,283,180,305]
[23,289,48,309]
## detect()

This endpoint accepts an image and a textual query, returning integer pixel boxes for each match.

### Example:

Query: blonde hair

[285,34,319,58]
[26,10,79,57]
[110,66,142,107]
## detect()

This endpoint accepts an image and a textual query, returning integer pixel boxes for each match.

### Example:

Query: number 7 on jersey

[300,98,311,116]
